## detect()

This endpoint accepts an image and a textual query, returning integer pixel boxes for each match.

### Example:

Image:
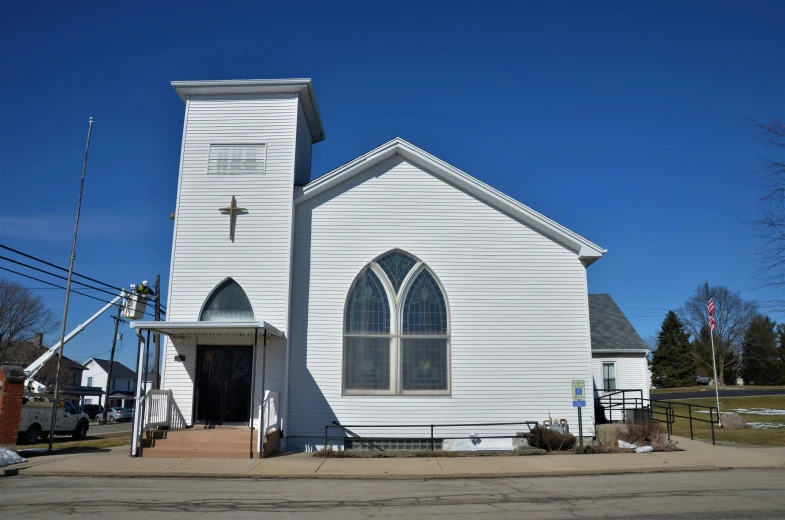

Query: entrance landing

[143,426,258,459]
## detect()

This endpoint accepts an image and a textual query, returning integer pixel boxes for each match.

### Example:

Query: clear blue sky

[1,1,783,370]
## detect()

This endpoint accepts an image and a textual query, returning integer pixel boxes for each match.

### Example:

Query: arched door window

[343,250,450,394]
[200,279,254,322]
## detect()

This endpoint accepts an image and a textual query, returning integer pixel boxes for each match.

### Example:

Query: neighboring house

[588,294,650,401]
[132,78,611,454]
[81,358,151,408]
[5,333,84,391]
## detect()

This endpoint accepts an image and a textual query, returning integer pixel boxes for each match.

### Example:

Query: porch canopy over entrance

[129,320,283,338]
[128,320,282,457]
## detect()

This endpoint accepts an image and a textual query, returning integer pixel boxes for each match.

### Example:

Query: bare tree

[0,279,59,365]
[752,118,785,310]
[678,285,757,386]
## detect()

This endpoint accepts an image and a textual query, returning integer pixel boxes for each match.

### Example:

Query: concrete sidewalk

[5,437,785,479]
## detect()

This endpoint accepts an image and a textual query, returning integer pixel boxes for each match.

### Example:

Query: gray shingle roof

[88,358,136,379]
[589,294,648,351]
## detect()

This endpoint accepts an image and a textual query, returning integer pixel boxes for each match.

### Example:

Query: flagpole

[705,281,722,428]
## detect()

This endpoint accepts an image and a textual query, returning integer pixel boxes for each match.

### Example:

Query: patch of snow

[694,408,785,416]
[618,440,637,449]
[0,447,27,468]
[747,422,785,429]
[731,408,785,416]
[635,446,654,453]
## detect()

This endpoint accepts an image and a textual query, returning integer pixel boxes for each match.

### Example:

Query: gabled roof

[9,342,85,373]
[589,294,649,352]
[295,138,606,265]
[170,79,325,143]
[85,358,136,379]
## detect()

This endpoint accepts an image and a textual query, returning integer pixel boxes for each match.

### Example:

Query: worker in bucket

[135,280,155,296]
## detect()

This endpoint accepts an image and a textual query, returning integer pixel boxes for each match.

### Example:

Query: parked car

[100,407,133,423]
[80,404,104,420]
[696,374,711,386]
[18,399,90,444]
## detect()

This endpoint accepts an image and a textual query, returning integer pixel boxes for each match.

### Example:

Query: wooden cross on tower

[219,196,247,242]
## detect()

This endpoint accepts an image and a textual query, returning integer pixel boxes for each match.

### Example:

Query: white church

[131,79,649,457]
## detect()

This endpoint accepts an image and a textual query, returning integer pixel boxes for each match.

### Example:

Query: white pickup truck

[18,398,90,445]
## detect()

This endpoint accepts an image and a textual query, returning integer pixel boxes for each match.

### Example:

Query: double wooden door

[195,345,252,425]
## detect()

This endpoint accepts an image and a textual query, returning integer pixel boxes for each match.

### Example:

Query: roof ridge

[296,138,606,264]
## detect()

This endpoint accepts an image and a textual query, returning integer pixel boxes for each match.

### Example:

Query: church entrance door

[195,345,252,425]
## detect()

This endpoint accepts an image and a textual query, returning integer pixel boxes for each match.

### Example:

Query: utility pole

[49,117,94,453]
[102,304,124,425]
[153,274,161,389]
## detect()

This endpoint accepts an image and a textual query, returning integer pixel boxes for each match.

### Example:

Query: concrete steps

[142,426,260,459]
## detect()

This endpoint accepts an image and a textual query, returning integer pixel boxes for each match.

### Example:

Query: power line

[0,255,122,301]
[1,255,164,316]
[1,245,166,314]
[0,286,109,291]
[0,243,124,293]
[0,266,158,319]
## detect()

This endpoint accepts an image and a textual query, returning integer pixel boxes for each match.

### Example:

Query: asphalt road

[87,422,133,436]
[2,469,784,519]
[653,389,785,400]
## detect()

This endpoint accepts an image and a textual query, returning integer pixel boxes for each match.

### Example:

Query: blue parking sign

[572,380,586,407]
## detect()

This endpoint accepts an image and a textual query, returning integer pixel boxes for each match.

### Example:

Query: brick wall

[0,368,24,450]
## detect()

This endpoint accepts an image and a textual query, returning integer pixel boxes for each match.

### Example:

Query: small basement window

[208,144,266,175]
[344,438,443,451]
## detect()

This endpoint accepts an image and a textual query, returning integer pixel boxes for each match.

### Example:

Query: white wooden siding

[591,353,650,401]
[161,94,300,423]
[289,155,595,447]
[293,103,313,185]
[81,361,108,404]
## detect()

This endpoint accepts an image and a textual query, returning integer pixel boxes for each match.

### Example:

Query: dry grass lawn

[651,386,785,395]
[662,395,785,446]
[19,433,131,457]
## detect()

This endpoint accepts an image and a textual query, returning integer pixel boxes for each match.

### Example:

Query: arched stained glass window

[402,270,447,334]
[376,250,417,293]
[345,269,390,334]
[344,268,391,390]
[200,279,254,322]
[343,251,450,395]
[400,270,448,391]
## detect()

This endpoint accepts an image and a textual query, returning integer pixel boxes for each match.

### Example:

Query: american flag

[707,298,716,331]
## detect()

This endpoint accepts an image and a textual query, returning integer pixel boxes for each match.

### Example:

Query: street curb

[7,464,731,479]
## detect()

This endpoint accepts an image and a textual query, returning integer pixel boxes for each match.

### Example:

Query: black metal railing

[595,389,719,445]
[324,420,541,452]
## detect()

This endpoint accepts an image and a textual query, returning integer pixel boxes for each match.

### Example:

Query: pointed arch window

[344,269,391,391]
[200,279,254,322]
[343,251,450,395]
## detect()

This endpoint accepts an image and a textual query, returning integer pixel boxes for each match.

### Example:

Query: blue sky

[1,1,783,370]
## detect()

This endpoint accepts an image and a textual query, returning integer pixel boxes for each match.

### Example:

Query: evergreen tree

[741,315,780,385]
[651,311,695,387]
[775,324,785,385]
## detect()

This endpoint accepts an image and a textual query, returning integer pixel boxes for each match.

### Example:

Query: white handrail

[257,390,279,454]
[143,389,187,430]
